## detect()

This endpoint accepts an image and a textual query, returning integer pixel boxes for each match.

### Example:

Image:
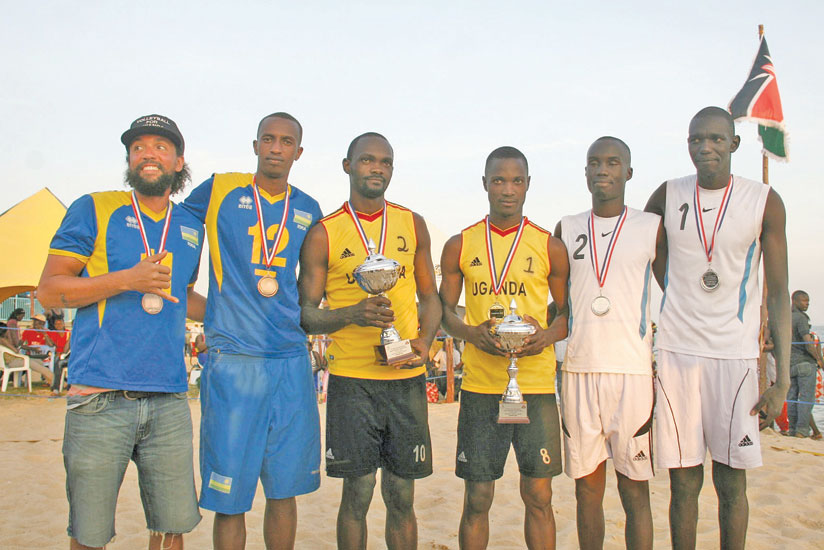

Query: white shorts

[561,371,654,481]
[655,350,761,470]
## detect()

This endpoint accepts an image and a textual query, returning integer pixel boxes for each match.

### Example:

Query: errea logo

[125,216,139,229]
[238,196,253,210]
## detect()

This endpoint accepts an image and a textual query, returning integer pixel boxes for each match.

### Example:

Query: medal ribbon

[130,191,172,260]
[345,200,388,255]
[587,207,628,290]
[252,179,291,270]
[693,175,734,264]
[484,216,526,295]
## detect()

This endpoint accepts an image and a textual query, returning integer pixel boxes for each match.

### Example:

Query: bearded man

[38,114,204,550]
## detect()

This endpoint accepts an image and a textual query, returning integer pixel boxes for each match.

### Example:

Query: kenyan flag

[728,36,789,161]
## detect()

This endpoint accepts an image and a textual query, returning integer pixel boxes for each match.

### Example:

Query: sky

[2,1,823,320]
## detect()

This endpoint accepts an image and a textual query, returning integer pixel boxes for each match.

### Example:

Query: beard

[124,165,176,197]
[356,177,388,200]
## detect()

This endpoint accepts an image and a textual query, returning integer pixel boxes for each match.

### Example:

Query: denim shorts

[199,352,321,514]
[63,391,201,547]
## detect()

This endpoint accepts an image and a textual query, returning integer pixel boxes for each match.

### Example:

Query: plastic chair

[58,352,70,392]
[1,345,33,392]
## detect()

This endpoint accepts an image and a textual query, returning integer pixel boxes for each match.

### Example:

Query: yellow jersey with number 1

[459,218,556,394]
[321,201,423,380]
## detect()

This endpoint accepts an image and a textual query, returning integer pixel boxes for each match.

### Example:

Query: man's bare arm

[411,213,442,353]
[801,333,824,366]
[298,223,393,335]
[37,251,177,309]
[438,234,505,356]
[186,287,206,322]
[752,188,791,421]
[644,183,668,290]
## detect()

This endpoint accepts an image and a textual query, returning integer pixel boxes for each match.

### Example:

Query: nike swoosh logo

[601,231,613,237]
[702,207,716,212]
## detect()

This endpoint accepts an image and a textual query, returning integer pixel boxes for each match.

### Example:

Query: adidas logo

[238,196,253,210]
[457,451,467,463]
[738,435,754,447]
[632,450,648,461]
[470,257,483,267]
[326,448,335,460]
[340,248,355,259]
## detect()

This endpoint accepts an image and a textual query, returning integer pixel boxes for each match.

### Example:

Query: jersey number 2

[572,234,587,260]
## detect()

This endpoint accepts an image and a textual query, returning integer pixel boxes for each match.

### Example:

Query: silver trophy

[492,299,536,424]
[352,239,417,365]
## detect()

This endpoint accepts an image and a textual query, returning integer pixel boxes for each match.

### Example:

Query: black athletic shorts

[325,373,433,479]
[456,390,562,481]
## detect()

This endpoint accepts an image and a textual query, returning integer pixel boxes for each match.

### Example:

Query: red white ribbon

[694,175,734,264]
[587,207,627,290]
[345,200,387,255]
[252,179,291,269]
[130,191,172,260]
[484,216,526,295]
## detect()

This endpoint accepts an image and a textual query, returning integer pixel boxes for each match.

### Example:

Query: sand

[0,395,822,549]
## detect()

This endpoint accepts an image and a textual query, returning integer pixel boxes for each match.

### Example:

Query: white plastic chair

[59,367,68,392]
[1,345,32,392]
[58,351,70,392]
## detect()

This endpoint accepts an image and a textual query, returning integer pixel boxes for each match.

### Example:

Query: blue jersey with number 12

[183,173,322,358]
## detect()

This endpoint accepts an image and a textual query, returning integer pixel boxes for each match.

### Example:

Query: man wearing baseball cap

[38,114,204,549]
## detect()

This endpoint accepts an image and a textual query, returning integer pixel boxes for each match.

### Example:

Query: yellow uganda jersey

[460,218,556,394]
[321,201,422,380]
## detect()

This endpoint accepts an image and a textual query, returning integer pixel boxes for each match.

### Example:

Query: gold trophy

[353,239,418,365]
[492,299,535,424]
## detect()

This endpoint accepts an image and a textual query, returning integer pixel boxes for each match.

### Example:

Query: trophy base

[375,339,419,366]
[497,400,530,424]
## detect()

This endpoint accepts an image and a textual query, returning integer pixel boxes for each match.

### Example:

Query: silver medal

[700,268,720,292]
[591,295,611,316]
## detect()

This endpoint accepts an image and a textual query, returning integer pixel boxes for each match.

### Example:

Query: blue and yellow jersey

[49,191,203,392]
[459,219,556,394]
[321,202,423,380]
[183,173,322,358]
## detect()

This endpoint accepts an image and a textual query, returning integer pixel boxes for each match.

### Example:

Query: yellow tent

[0,188,66,302]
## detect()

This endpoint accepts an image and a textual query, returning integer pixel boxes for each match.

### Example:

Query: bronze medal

[141,293,164,315]
[252,180,291,296]
[130,192,173,316]
[257,275,279,297]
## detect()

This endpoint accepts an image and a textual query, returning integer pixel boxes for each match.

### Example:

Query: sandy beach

[0,394,822,549]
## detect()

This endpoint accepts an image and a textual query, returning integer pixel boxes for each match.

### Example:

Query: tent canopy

[0,188,67,302]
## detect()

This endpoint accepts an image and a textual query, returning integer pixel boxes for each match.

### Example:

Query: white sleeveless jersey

[561,207,660,375]
[658,175,769,359]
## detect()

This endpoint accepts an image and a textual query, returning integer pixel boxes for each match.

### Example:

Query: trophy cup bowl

[492,299,536,423]
[352,241,417,365]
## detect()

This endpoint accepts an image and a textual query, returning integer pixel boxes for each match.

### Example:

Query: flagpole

[757,23,770,400]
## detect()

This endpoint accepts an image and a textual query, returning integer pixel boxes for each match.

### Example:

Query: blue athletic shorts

[199,352,321,513]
